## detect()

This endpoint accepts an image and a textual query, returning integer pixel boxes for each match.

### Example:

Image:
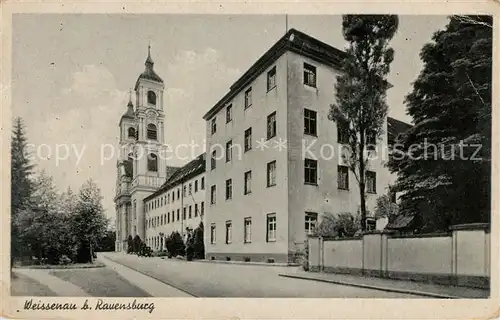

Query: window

[304,158,318,185]
[267,161,276,187]
[244,128,252,152]
[244,87,252,108]
[267,112,277,139]
[128,127,136,138]
[305,212,318,235]
[194,203,198,217]
[147,90,156,105]
[211,185,216,205]
[195,180,198,193]
[183,185,186,197]
[147,124,157,140]
[167,193,170,204]
[177,188,180,199]
[189,183,192,195]
[183,207,186,220]
[225,221,232,244]
[167,212,170,223]
[367,218,376,231]
[304,62,317,87]
[210,224,216,244]
[267,66,276,91]
[211,150,216,170]
[244,171,252,195]
[161,215,163,225]
[226,140,232,162]
[366,171,376,194]
[338,121,349,144]
[266,214,276,242]
[338,165,349,190]
[201,202,204,215]
[366,130,376,150]
[172,191,175,202]
[189,205,192,219]
[225,179,232,200]
[304,109,317,136]
[244,217,252,243]
[176,209,180,221]
[226,104,232,123]
[148,153,158,172]
[201,177,205,190]
[211,117,217,135]
[161,197,163,206]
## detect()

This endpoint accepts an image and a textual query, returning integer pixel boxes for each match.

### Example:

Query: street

[100,253,422,298]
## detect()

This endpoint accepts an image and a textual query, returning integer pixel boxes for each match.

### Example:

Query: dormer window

[147,90,156,105]
[128,127,136,138]
[147,124,157,140]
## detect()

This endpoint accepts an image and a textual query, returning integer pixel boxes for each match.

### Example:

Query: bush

[167,231,185,257]
[127,235,134,254]
[301,241,309,271]
[193,222,205,259]
[137,243,152,257]
[58,254,72,265]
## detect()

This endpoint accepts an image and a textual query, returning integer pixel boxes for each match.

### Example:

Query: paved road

[103,253,422,298]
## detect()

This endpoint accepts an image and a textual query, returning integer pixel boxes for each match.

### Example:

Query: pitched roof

[385,214,414,230]
[135,46,163,89]
[144,153,206,201]
[203,28,348,120]
[387,117,412,145]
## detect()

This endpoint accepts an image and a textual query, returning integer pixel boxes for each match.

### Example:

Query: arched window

[147,91,156,105]
[128,127,136,138]
[148,153,158,172]
[147,124,157,140]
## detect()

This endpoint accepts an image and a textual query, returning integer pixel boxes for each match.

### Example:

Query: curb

[195,259,300,267]
[278,274,460,299]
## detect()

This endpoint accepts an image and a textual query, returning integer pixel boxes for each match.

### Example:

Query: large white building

[115,30,410,260]
[202,29,409,263]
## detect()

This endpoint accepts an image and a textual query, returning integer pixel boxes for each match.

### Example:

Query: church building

[114,46,205,252]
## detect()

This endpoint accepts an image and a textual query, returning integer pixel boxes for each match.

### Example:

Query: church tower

[114,92,136,252]
[129,45,167,241]
[114,44,167,251]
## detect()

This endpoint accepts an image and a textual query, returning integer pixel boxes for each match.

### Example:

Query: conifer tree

[389,16,492,231]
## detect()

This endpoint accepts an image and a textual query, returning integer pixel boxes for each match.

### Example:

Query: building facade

[202,29,402,263]
[144,155,206,251]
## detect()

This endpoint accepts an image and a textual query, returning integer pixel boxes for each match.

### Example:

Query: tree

[193,222,205,259]
[11,117,34,265]
[374,194,399,221]
[315,212,361,238]
[72,179,108,263]
[329,15,399,231]
[127,235,134,253]
[389,16,492,231]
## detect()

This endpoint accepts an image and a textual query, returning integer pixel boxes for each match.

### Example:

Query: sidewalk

[13,268,89,296]
[279,270,490,299]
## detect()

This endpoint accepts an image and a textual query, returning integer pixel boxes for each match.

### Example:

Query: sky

[12,14,449,222]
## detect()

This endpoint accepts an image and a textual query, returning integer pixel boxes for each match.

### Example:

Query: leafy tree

[11,117,34,265]
[389,16,492,231]
[315,212,361,238]
[374,194,399,220]
[97,230,116,252]
[329,15,399,231]
[72,179,108,263]
[167,231,185,257]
